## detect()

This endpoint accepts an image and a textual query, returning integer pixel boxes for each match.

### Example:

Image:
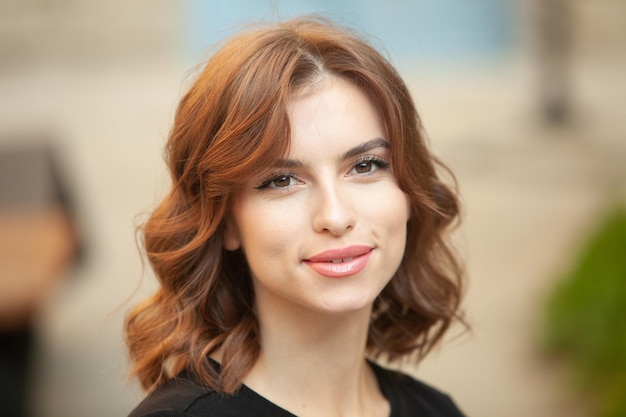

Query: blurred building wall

[0,0,181,71]
[184,0,517,70]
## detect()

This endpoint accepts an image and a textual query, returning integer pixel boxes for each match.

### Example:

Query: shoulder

[128,373,239,417]
[370,362,467,417]
[127,372,214,417]
[127,371,294,417]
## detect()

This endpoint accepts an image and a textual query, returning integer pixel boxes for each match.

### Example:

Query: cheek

[387,189,411,260]
[391,192,410,238]
[371,185,411,225]
[234,201,301,259]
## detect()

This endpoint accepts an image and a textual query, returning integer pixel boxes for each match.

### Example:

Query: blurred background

[0,0,624,416]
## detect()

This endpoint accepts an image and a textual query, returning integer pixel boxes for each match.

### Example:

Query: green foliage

[542,205,626,417]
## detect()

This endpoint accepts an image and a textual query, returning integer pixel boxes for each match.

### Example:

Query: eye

[256,173,299,190]
[270,175,295,188]
[350,156,390,175]
[354,160,375,174]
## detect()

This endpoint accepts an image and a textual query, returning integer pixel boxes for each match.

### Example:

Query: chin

[314,293,377,316]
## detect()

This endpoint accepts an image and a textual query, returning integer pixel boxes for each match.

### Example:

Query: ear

[222,217,241,251]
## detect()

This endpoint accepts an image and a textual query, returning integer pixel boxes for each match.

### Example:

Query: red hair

[125,16,464,394]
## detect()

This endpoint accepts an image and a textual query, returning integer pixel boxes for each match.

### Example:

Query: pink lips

[303,245,373,278]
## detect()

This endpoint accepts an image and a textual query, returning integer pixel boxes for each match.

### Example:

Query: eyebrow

[274,137,389,168]
[341,137,389,160]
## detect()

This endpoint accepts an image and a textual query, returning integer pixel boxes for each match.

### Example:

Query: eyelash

[255,155,390,190]
[255,172,297,190]
[350,155,390,175]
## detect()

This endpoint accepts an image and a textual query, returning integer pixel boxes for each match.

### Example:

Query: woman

[126,16,466,417]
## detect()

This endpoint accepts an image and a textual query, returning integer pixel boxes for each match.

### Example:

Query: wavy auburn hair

[125,16,464,394]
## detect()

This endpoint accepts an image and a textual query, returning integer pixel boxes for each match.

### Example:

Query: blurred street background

[0,1,625,416]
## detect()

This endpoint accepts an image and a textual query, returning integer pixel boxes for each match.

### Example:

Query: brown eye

[256,173,300,190]
[272,175,292,188]
[355,161,373,174]
[349,157,390,176]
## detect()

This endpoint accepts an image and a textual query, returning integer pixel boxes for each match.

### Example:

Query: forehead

[286,76,385,157]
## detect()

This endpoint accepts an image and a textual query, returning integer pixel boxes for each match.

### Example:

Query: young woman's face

[226,77,410,317]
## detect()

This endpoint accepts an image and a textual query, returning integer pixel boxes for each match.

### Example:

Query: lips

[303,245,373,278]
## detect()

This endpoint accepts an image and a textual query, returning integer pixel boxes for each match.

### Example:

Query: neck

[243,298,388,417]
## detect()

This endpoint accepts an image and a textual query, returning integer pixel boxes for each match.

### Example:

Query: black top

[128,362,466,417]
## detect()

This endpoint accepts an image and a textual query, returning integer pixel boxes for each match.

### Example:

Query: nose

[311,183,356,236]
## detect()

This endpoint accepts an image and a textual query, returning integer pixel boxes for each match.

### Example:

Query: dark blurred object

[536,0,573,125]
[0,140,83,417]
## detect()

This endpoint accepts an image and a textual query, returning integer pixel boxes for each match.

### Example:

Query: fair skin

[225,76,410,417]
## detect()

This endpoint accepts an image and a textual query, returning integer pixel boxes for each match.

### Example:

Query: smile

[304,245,373,278]
[330,257,354,263]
